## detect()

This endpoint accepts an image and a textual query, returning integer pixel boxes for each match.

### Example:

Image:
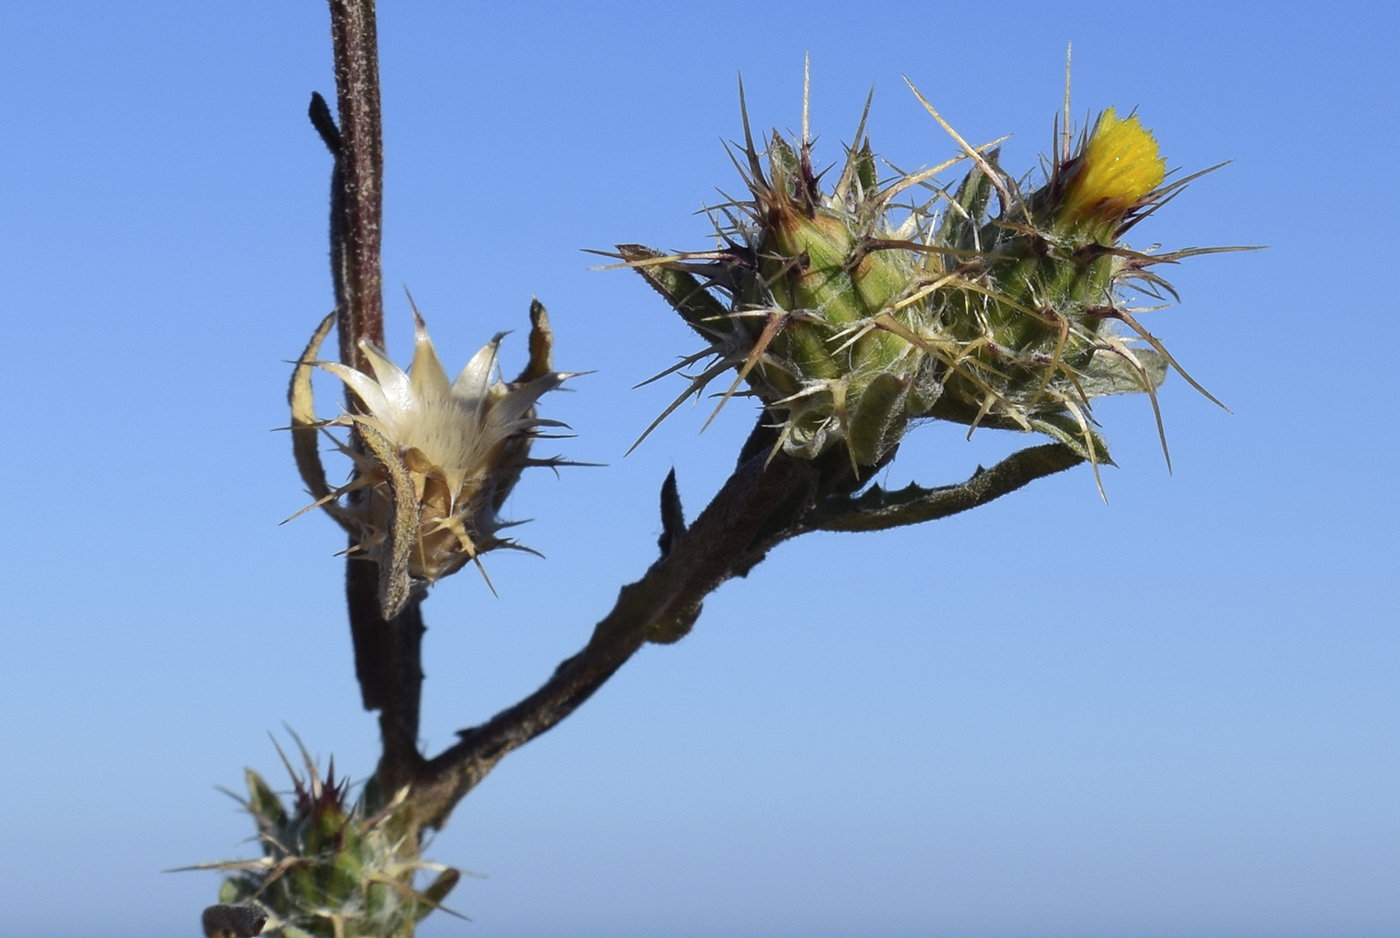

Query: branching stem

[310,0,1086,844]
[406,439,1082,830]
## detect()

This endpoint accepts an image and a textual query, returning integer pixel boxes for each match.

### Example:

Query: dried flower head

[290,298,574,618]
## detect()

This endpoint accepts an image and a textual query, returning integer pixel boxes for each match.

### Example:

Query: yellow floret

[1060,107,1166,224]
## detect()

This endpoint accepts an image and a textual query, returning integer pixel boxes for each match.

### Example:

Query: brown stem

[319,0,425,792]
[409,450,818,829]
[328,0,384,365]
[803,442,1085,533]
[345,562,426,792]
[406,440,1081,830]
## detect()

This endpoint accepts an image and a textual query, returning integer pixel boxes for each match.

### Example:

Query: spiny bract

[190,743,460,938]
[619,78,1233,479]
[290,298,574,618]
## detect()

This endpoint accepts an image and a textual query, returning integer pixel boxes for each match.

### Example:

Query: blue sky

[1,2,1396,936]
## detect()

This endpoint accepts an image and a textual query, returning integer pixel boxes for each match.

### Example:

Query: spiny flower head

[618,73,1241,487]
[290,299,574,618]
[187,738,461,938]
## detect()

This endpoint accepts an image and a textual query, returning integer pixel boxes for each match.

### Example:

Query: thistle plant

[617,73,1237,482]
[189,4,1248,934]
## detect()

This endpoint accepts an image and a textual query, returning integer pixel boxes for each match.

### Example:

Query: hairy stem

[328,0,384,366]
[804,442,1084,533]
[319,0,426,795]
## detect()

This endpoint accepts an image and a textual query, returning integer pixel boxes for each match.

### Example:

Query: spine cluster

[621,83,1224,478]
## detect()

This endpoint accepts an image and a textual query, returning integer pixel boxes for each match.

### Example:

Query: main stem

[328,0,383,364]
[322,0,427,796]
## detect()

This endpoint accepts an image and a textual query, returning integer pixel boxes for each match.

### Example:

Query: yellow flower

[1059,107,1166,228]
